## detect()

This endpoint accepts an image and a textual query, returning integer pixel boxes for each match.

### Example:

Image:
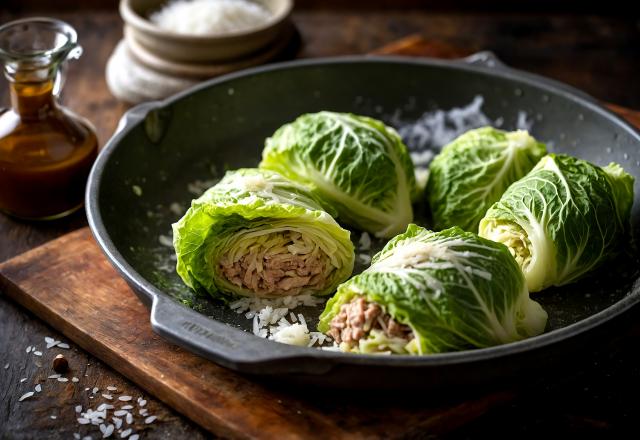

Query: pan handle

[113,101,160,135]
[459,50,598,104]
[461,51,508,69]
[149,293,336,375]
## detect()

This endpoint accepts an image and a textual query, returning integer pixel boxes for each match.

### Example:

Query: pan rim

[86,55,640,370]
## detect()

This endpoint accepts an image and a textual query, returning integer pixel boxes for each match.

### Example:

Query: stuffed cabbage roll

[479,154,634,292]
[260,111,417,238]
[427,127,547,231]
[318,224,547,354]
[173,169,355,299]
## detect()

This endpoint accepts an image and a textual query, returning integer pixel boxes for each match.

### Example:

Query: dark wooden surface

[1,7,640,439]
[0,228,516,439]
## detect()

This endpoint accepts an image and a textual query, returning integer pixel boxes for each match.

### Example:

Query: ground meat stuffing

[219,230,333,297]
[328,296,414,348]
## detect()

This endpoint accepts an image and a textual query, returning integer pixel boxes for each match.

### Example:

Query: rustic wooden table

[1,6,640,439]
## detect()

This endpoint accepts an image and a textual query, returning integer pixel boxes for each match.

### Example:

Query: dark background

[5,0,640,12]
[2,0,640,108]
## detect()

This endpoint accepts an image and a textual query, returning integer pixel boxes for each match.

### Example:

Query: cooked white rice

[150,0,272,36]
[392,95,535,167]
[358,232,371,251]
[229,293,335,347]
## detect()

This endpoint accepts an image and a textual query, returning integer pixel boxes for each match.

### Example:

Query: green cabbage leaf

[479,154,634,292]
[427,127,547,231]
[318,224,547,354]
[260,111,417,238]
[173,168,355,299]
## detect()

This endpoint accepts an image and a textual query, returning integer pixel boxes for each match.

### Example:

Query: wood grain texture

[606,103,640,129]
[0,296,209,439]
[0,228,514,439]
[373,34,474,58]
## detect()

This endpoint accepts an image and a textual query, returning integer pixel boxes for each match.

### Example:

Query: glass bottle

[0,18,98,220]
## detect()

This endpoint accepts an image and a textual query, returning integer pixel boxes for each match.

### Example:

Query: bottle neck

[9,79,57,119]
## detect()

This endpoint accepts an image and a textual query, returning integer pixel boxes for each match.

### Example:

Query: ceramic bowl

[123,22,294,78]
[120,0,293,63]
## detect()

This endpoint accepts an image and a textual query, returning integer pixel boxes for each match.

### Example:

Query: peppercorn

[52,354,68,373]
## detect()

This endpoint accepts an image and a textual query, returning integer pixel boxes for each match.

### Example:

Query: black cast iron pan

[86,54,640,390]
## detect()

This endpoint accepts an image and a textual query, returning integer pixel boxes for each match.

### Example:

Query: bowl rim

[120,0,293,42]
[87,55,640,371]
[123,22,295,77]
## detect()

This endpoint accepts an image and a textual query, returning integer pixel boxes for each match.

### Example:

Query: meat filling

[219,230,334,297]
[328,296,414,350]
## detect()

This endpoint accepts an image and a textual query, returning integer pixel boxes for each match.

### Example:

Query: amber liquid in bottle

[0,73,98,220]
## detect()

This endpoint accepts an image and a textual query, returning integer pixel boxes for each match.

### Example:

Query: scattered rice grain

[18,391,34,401]
[158,234,173,247]
[126,413,133,424]
[20,377,27,383]
[392,95,492,152]
[77,418,90,424]
[76,405,83,413]
[120,428,132,438]
[45,336,61,349]
[118,395,132,401]
[35,384,42,392]
[58,343,70,349]
[231,293,332,347]
[113,410,128,417]
[320,345,341,351]
[72,377,79,383]
[358,232,372,251]
[169,202,184,215]
[49,374,61,379]
[144,415,157,424]
[58,377,69,382]
[107,386,117,391]
[102,394,113,400]
[103,424,115,438]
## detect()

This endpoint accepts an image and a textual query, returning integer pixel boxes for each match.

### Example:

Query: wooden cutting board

[1,35,639,439]
[0,228,515,439]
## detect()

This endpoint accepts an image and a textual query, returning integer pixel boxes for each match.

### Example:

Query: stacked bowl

[107,0,294,103]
